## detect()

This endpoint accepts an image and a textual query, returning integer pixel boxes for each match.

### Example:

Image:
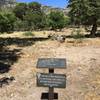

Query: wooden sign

[37,73,66,88]
[37,58,66,69]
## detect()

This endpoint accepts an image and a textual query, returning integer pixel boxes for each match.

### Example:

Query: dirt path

[0,39,100,100]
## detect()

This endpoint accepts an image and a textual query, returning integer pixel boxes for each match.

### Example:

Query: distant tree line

[0,1,100,36]
[0,2,70,33]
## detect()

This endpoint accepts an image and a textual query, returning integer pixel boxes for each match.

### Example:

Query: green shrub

[14,19,29,31]
[48,11,66,31]
[71,29,84,39]
[23,31,34,36]
[0,12,16,33]
[64,16,71,26]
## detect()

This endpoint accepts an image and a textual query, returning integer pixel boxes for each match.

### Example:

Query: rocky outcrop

[0,0,16,8]
[41,5,70,15]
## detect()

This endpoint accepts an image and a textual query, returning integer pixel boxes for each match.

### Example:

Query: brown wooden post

[49,87,54,100]
[49,68,54,100]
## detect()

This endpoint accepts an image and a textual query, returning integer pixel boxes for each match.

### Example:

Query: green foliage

[0,1,70,33]
[28,2,41,12]
[71,29,84,39]
[48,11,66,30]
[68,0,100,35]
[64,16,71,26]
[24,11,46,30]
[26,2,46,30]
[0,12,16,33]
[23,31,34,36]
[13,3,27,20]
[14,19,29,31]
[13,2,46,31]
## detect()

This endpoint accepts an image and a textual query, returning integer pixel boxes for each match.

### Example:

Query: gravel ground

[0,37,100,100]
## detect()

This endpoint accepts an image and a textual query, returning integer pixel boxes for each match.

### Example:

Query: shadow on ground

[0,37,49,74]
[85,32,100,38]
[65,32,100,39]
[0,46,21,74]
[0,37,49,47]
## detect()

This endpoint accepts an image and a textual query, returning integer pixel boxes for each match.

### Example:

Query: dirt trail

[0,39,100,100]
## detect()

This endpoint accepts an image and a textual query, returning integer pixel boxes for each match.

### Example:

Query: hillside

[41,5,70,15]
[0,0,69,15]
[0,0,16,8]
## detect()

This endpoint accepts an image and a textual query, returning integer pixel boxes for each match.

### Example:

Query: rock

[49,34,59,40]
[0,76,15,88]
[56,35,66,43]
[48,34,66,42]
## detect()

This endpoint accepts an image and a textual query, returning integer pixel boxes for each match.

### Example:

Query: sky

[16,0,69,8]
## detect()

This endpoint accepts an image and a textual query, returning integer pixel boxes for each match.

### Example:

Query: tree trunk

[90,20,97,36]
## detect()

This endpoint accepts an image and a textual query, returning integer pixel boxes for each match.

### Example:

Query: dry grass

[0,28,100,100]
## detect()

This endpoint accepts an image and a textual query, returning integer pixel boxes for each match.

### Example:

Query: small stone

[57,35,66,43]
[10,93,14,97]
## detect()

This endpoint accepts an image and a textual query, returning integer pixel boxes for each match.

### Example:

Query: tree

[24,10,46,30]
[28,2,41,12]
[68,0,100,36]
[14,19,28,31]
[13,3,27,20]
[13,2,46,31]
[48,11,66,31]
[0,12,16,33]
[24,2,46,30]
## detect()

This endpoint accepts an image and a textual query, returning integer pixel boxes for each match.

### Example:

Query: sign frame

[37,73,66,88]
[37,58,66,69]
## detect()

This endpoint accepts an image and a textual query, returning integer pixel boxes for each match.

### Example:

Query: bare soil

[0,29,100,100]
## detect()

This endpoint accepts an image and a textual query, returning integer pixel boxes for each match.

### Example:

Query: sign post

[49,68,54,100]
[37,58,66,100]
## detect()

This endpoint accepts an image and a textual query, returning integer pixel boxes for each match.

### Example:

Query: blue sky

[16,0,69,8]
